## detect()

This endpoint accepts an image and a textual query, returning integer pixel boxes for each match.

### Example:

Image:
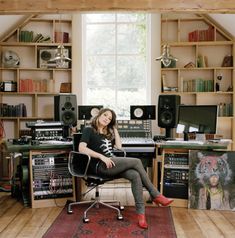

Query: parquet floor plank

[172,207,205,238]
[189,209,224,238]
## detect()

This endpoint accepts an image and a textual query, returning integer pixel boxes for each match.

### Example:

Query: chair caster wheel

[120,206,124,210]
[67,209,73,214]
[117,215,123,220]
[83,217,89,223]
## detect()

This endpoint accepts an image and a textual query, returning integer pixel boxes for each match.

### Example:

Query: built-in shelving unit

[160,14,234,148]
[0,15,72,139]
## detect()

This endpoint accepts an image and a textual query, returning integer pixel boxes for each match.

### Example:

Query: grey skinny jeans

[97,156,160,214]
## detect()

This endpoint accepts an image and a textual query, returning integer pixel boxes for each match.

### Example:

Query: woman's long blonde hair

[91,108,117,140]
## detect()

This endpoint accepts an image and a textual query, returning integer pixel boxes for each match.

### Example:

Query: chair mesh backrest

[70,152,89,176]
[73,133,82,151]
[70,133,89,176]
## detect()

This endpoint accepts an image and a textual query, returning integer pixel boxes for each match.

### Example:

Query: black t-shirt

[80,127,114,173]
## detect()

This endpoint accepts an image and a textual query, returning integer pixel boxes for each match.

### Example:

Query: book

[55,31,69,43]
[33,33,42,42]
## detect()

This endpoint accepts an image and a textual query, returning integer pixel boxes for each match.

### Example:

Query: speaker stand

[63,126,70,138]
[165,128,174,139]
[183,132,189,141]
[79,119,87,132]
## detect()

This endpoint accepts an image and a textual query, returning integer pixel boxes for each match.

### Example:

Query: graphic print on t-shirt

[100,138,114,157]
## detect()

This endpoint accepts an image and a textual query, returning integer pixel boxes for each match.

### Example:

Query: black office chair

[67,133,124,223]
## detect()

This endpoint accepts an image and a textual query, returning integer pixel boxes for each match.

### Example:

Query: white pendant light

[156,17,178,67]
[48,15,72,67]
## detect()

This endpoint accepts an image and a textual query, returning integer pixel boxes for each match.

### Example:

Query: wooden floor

[0,181,235,238]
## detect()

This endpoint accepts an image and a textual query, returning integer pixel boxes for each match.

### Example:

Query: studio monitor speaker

[78,105,103,120]
[158,95,181,128]
[130,105,156,120]
[54,94,77,127]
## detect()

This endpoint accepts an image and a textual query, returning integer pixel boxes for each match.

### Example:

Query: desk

[7,140,228,208]
[154,141,230,207]
[5,141,156,206]
[5,142,74,207]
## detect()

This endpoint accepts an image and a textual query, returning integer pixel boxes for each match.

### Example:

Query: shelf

[162,67,233,71]
[162,41,233,46]
[0,117,53,120]
[0,68,71,71]
[0,15,72,139]
[160,13,234,149]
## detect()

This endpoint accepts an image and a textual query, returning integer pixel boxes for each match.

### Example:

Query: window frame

[82,13,151,118]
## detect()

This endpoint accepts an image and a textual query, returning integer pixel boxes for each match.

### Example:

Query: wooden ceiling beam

[0,0,235,14]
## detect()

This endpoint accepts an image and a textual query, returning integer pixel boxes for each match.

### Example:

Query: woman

[198,174,231,210]
[79,108,173,229]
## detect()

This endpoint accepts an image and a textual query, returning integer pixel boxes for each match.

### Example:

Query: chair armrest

[68,151,91,178]
[113,148,126,157]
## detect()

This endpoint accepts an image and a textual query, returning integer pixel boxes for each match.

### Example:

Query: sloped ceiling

[0,15,25,39]
[209,14,235,37]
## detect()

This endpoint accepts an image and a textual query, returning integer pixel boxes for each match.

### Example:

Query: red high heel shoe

[153,194,174,206]
[137,214,148,229]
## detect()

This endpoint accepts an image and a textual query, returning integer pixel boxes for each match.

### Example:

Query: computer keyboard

[165,140,204,145]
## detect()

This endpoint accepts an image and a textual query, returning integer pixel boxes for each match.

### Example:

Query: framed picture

[188,150,235,211]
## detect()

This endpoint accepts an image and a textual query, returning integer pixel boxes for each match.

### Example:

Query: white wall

[0,15,25,39]
[150,14,161,134]
[210,14,235,38]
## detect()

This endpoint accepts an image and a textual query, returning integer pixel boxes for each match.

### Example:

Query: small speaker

[158,95,181,128]
[78,105,103,120]
[130,105,156,120]
[54,94,77,127]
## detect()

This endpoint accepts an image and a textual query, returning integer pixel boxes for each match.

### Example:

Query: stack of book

[33,33,51,43]
[188,26,214,42]
[19,79,49,93]
[54,32,69,43]
[197,55,208,68]
[20,31,51,43]
[0,103,27,117]
[183,78,214,92]
[218,103,233,117]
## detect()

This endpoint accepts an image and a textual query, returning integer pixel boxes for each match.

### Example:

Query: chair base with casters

[67,183,124,223]
[67,150,124,223]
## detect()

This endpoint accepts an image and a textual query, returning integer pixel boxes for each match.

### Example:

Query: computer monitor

[78,105,103,120]
[176,105,218,139]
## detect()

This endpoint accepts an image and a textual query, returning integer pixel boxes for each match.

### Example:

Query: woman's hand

[100,155,115,169]
[113,127,122,150]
